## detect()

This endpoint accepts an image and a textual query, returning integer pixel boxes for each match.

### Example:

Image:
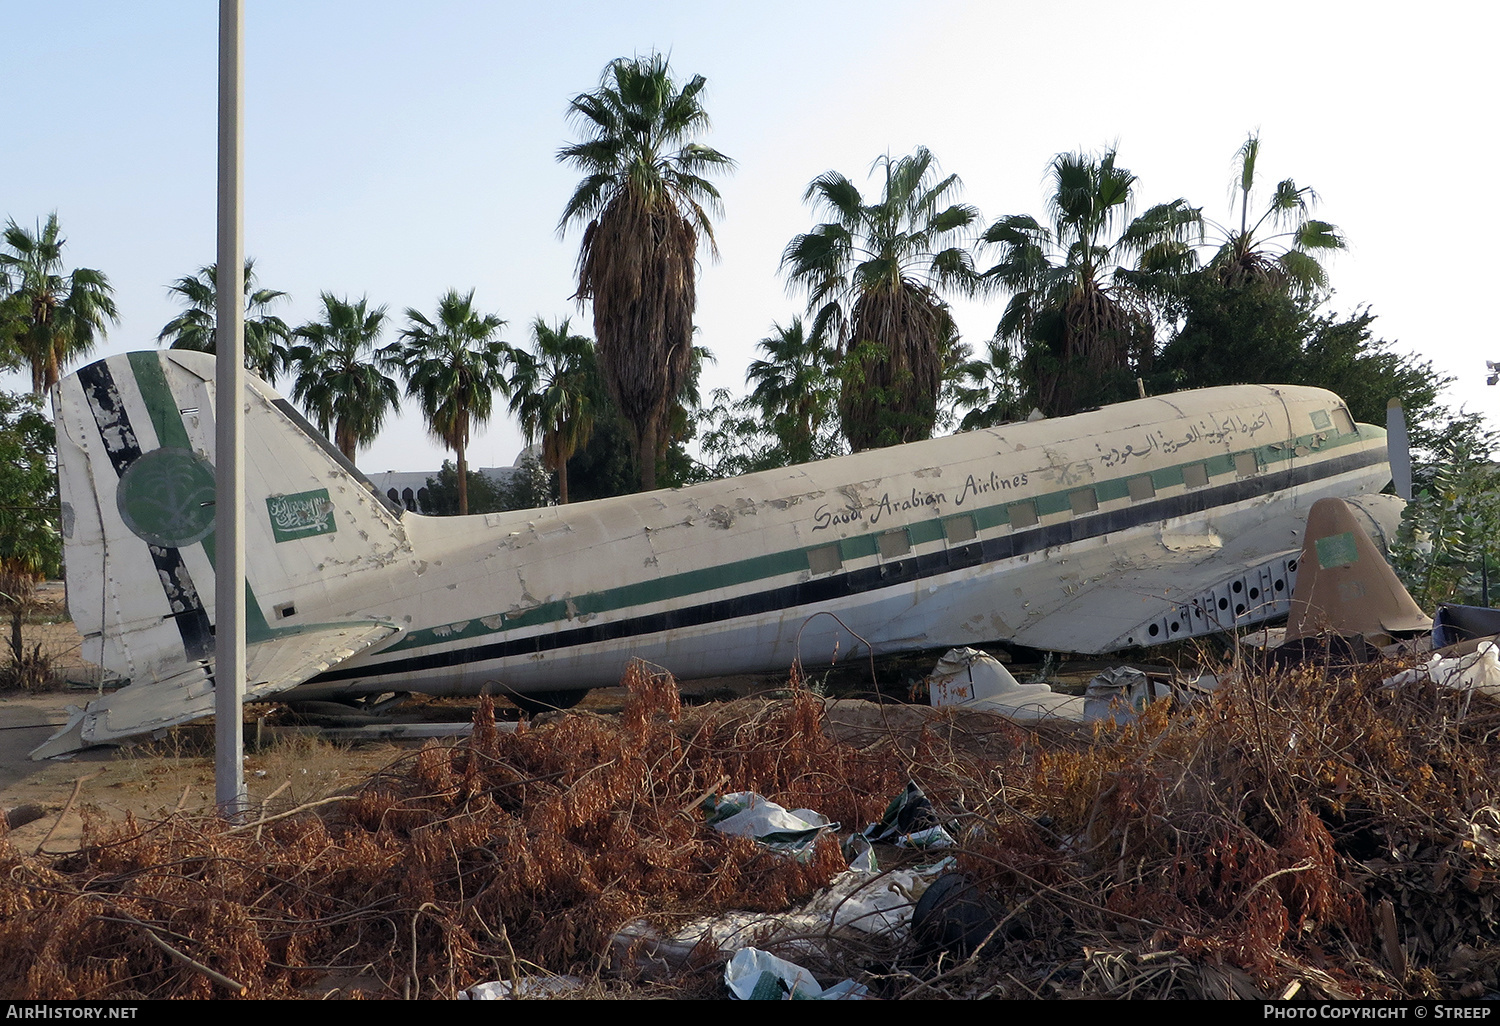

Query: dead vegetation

[4,655,1500,999]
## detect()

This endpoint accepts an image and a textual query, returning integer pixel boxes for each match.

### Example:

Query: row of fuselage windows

[805,450,1263,575]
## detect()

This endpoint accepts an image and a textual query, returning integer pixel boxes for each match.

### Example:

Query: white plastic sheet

[1385,642,1500,699]
[704,792,836,857]
[724,947,868,1000]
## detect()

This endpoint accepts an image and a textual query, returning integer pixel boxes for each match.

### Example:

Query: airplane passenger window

[1128,476,1155,502]
[1235,452,1259,477]
[944,515,977,542]
[807,544,842,575]
[1183,464,1209,489]
[1009,500,1039,528]
[1069,488,1098,515]
[878,529,911,558]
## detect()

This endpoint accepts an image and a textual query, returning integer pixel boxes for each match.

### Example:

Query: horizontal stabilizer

[31,621,399,759]
[1285,497,1430,641]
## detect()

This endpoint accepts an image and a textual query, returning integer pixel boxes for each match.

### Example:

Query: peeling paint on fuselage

[55,352,1397,720]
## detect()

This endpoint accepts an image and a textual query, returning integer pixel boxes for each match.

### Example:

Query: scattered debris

[863,781,955,849]
[925,648,1170,726]
[910,872,1010,960]
[925,648,1086,721]
[1384,640,1500,698]
[704,792,836,859]
[461,974,586,1000]
[724,947,868,1000]
[3,803,45,832]
[613,864,936,976]
[1433,605,1500,648]
[10,645,1500,999]
[1082,667,1171,724]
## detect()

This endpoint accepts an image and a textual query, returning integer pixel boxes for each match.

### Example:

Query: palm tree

[980,149,1201,415]
[744,316,838,463]
[558,53,734,491]
[0,214,118,393]
[392,290,509,516]
[948,337,1028,431]
[286,294,400,462]
[507,317,596,504]
[156,259,292,382]
[1210,132,1345,295]
[781,147,978,451]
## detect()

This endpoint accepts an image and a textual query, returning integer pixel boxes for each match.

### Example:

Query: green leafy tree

[1149,273,1458,458]
[694,388,813,478]
[782,147,977,451]
[564,345,710,498]
[1147,271,1309,390]
[558,53,734,491]
[156,259,292,382]
[500,451,559,510]
[507,318,596,504]
[422,455,557,515]
[0,281,26,373]
[421,461,512,515]
[1392,440,1500,610]
[0,391,60,687]
[287,294,401,461]
[1209,132,1345,295]
[392,290,510,516]
[981,149,1200,415]
[660,343,714,487]
[564,406,637,502]
[0,214,118,394]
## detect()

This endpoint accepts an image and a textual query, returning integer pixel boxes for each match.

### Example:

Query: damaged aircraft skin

[37,350,1400,757]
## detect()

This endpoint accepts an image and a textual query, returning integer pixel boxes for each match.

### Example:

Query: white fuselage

[283,383,1391,699]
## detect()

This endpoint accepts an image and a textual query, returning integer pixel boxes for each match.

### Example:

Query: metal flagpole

[214,0,247,818]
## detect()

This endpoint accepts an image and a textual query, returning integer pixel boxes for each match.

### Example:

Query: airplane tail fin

[41,350,409,756]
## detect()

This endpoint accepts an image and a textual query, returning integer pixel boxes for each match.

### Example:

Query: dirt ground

[0,589,795,854]
[0,603,413,852]
[0,585,1065,858]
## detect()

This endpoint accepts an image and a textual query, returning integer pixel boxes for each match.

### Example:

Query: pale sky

[4,1,1494,474]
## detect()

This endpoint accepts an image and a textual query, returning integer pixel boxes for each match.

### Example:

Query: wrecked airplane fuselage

[39,351,1399,755]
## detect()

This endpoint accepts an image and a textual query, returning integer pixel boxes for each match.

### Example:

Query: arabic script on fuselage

[1093,411,1271,469]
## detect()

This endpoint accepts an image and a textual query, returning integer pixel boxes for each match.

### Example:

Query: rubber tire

[504,689,589,715]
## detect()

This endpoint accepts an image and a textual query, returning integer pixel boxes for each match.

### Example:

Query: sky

[4,0,1495,475]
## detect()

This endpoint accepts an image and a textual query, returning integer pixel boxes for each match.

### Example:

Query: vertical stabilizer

[41,351,410,756]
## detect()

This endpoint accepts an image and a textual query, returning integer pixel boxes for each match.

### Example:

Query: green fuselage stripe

[389,423,1379,653]
[127,351,192,450]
